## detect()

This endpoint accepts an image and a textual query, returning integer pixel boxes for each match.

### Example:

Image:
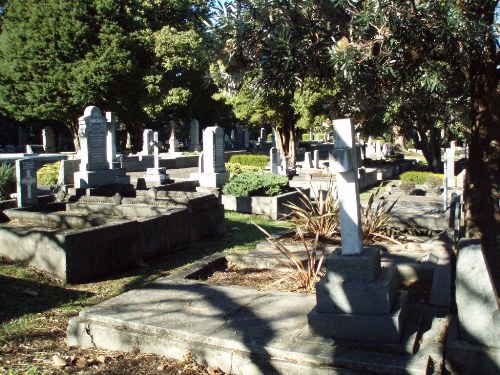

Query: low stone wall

[221,189,308,220]
[0,191,226,283]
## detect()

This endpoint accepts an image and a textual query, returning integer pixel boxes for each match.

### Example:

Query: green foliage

[228,154,269,168]
[400,171,443,185]
[222,172,289,197]
[0,163,15,200]
[36,162,60,186]
[302,134,311,141]
[400,180,416,196]
[225,163,262,175]
[425,174,444,195]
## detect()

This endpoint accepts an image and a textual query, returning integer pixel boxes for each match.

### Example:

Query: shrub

[302,133,311,141]
[222,172,289,197]
[400,180,416,195]
[0,163,16,200]
[400,171,432,185]
[37,161,60,186]
[228,154,269,169]
[225,162,262,175]
[426,174,444,195]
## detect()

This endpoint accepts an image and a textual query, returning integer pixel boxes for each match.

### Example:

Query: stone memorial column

[198,125,229,188]
[189,119,201,152]
[309,118,408,344]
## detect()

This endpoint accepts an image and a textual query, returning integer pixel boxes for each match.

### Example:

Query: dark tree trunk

[65,118,80,151]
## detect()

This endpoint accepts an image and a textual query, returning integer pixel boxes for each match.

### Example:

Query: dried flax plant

[254,223,325,291]
[284,179,340,240]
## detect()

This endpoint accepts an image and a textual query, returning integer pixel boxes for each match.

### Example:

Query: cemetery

[0,2,498,374]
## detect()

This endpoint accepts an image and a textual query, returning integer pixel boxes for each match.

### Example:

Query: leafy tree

[208,0,349,163]
[330,1,499,241]
[0,0,209,149]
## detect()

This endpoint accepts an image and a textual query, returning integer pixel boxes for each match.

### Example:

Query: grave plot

[0,191,224,283]
[67,119,451,375]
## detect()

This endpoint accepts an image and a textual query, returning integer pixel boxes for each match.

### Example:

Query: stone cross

[149,131,162,169]
[16,158,38,207]
[330,118,363,255]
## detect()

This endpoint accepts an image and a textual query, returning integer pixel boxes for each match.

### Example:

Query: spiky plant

[284,179,340,240]
[361,186,401,244]
[254,223,325,291]
[0,163,16,200]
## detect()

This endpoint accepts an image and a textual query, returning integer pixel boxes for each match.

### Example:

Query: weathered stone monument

[198,125,229,188]
[270,147,279,174]
[375,141,382,160]
[313,150,320,169]
[73,106,117,189]
[106,112,118,168]
[259,128,266,144]
[189,119,201,152]
[16,158,37,207]
[142,129,154,155]
[309,118,408,343]
[446,146,455,188]
[169,124,180,154]
[303,152,313,169]
[42,127,56,153]
[143,131,169,188]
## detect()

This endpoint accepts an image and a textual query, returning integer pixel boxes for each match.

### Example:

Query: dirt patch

[206,263,314,294]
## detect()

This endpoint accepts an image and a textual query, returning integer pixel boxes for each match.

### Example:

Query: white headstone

[330,118,363,255]
[203,125,226,173]
[78,106,109,172]
[169,124,179,154]
[142,129,154,155]
[106,112,117,166]
[375,141,382,160]
[381,143,388,160]
[303,152,313,169]
[151,132,161,169]
[16,158,37,207]
[446,147,455,188]
[42,127,56,153]
[260,128,266,144]
[189,119,201,152]
[270,147,279,174]
[313,150,320,169]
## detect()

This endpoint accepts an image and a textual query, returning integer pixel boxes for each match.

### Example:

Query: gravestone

[106,112,118,168]
[309,118,407,343]
[198,125,229,188]
[446,147,455,188]
[270,147,279,174]
[26,145,45,154]
[280,156,289,175]
[375,141,382,160]
[230,129,235,140]
[243,129,250,149]
[144,131,169,187]
[189,119,201,152]
[16,158,38,207]
[303,152,313,169]
[169,124,179,154]
[73,106,117,189]
[313,150,320,169]
[309,129,313,142]
[260,128,266,144]
[381,143,388,160]
[142,129,154,155]
[271,128,276,147]
[42,127,56,153]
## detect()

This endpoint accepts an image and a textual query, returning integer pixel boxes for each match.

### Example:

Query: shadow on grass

[0,274,94,324]
[115,214,291,294]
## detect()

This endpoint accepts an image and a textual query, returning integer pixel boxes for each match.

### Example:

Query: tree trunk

[65,118,80,151]
[413,125,443,173]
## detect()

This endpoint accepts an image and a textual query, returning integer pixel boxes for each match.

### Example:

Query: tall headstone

[303,152,313,169]
[198,125,229,187]
[381,143,388,160]
[169,124,180,154]
[73,106,117,189]
[243,129,250,149]
[235,123,244,149]
[309,118,407,344]
[189,119,201,152]
[309,129,313,142]
[142,129,154,155]
[446,146,455,188]
[313,150,320,169]
[270,147,279,174]
[16,158,37,207]
[271,128,276,147]
[42,127,56,153]
[106,112,117,167]
[260,128,266,144]
[143,131,169,187]
[375,141,382,160]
